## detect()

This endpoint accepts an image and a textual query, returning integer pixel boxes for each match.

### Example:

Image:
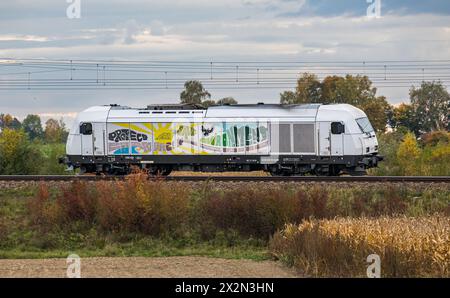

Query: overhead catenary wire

[0,58,448,91]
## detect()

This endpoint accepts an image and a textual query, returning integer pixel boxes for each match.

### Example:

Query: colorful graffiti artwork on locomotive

[107,122,270,155]
[199,122,269,154]
[107,123,153,155]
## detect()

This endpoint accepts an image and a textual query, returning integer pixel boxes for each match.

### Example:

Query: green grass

[0,189,267,260]
[0,186,37,198]
[0,239,268,260]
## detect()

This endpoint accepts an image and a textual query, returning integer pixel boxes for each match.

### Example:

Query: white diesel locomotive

[61,103,383,176]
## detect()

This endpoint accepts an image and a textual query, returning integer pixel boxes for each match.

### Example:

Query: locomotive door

[318,122,331,156]
[80,122,93,156]
[330,122,344,156]
[81,136,93,155]
[93,123,106,156]
[330,132,343,156]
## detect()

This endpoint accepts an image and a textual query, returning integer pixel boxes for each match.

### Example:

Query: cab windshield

[356,117,374,133]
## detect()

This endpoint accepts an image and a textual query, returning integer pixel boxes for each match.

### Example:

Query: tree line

[0,115,69,175]
[0,114,68,143]
[279,73,449,135]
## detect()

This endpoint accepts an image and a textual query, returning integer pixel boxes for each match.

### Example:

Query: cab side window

[331,122,345,134]
[80,123,92,135]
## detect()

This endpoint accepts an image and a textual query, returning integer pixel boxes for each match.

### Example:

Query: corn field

[270,216,450,277]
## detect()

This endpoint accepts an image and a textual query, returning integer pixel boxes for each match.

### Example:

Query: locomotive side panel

[293,123,315,154]
[105,120,271,156]
[270,121,316,155]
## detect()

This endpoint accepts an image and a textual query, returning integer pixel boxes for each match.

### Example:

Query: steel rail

[0,175,449,183]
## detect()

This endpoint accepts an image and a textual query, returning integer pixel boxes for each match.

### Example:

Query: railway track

[0,175,449,183]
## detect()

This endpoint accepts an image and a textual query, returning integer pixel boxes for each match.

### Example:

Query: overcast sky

[1,0,450,127]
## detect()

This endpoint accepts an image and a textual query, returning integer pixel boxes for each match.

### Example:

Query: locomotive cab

[314,104,382,175]
[62,106,110,174]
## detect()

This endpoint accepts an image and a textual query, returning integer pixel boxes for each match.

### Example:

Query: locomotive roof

[111,103,321,111]
[75,103,364,124]
[106,103,322,118]
[207,103,320,109]
[204,104,320,118]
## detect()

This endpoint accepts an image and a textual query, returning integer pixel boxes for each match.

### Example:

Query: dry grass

[26,173,449,241]
[270,216,450,277]
[28,173,191,237]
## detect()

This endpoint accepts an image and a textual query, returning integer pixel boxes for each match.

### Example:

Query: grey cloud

[1,1,450,120]
[122,19,142,44]
[150,21,165,36]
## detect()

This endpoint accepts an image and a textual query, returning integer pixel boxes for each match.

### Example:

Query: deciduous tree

[216,97,237,105]
[0,128,42,174]
[44,119,68,143]
[280,73,389,131]
[0,114,21,130]
[390,104,420,135]
[280,91,297,104]
[22,114,44,140]
[396,132,421,175]
[409,81,450,133]
[180,80,211,105]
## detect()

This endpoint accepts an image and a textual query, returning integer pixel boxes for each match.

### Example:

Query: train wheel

[329,166,342,176]
[347,166,367,176]
[348,170,367,176]
[161,168,172,176]
[270,172,283,177]
[269,170,292,176]
[148,167,172,177]
[79,166,87,174]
